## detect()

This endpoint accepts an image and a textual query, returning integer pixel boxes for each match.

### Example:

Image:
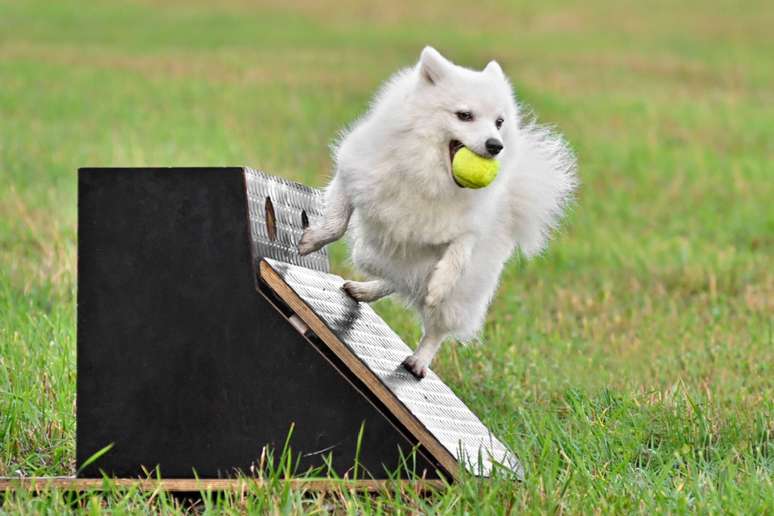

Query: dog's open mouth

[449,140,465,187]
[449,139,464,162]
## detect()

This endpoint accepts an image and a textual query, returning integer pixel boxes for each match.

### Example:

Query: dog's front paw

[297,227,324,256]
[402,354,428,380]
[342,281,372,303]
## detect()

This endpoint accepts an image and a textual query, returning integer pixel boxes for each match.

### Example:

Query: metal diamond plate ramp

[244,168,329,272]
[259,258,523,479]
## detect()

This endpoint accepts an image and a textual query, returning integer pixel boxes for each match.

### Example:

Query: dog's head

[412,46,517,187]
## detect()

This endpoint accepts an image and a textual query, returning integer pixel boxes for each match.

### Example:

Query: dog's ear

[418,46,449,85]
[484,60,504,78]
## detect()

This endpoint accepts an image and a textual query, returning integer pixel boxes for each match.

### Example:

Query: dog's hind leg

[342,279,394,303]
[402,327,445,380]
[298,176,352,256]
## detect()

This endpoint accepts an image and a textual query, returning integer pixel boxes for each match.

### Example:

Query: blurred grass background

[0,0,772,512]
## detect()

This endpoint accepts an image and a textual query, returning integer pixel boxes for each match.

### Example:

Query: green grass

[1,0,772,512]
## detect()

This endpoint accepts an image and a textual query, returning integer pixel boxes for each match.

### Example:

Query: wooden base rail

[0,477,445,493]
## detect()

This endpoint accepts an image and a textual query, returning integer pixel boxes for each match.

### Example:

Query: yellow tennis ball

[452,147,499,189]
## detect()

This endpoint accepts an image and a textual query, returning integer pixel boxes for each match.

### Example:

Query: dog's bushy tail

[508,112,579,258]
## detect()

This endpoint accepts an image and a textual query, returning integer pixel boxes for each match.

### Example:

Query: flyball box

[75,167,522,482]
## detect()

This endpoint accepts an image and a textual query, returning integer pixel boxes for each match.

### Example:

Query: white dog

[298,47,577,379]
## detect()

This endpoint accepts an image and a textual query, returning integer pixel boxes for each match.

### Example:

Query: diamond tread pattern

[245,168,329,272]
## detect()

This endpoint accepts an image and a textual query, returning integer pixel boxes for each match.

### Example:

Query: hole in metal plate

[265,196,277,241]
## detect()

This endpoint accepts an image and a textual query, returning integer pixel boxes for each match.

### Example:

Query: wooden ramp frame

[259,259,519,478]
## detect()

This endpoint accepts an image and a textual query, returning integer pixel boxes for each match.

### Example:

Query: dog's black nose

[485,138,503,156]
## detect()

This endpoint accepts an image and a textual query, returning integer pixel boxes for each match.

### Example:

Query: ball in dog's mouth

[449,140,500,189]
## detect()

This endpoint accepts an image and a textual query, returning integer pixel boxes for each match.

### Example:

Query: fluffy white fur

[299,47,577,378]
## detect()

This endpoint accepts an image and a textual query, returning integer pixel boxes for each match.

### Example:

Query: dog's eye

[495,117,504,129]
[456,111,474,122]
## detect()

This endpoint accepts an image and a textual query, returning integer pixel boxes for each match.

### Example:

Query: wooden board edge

[258,259,461,479]
[0,477,447,493]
